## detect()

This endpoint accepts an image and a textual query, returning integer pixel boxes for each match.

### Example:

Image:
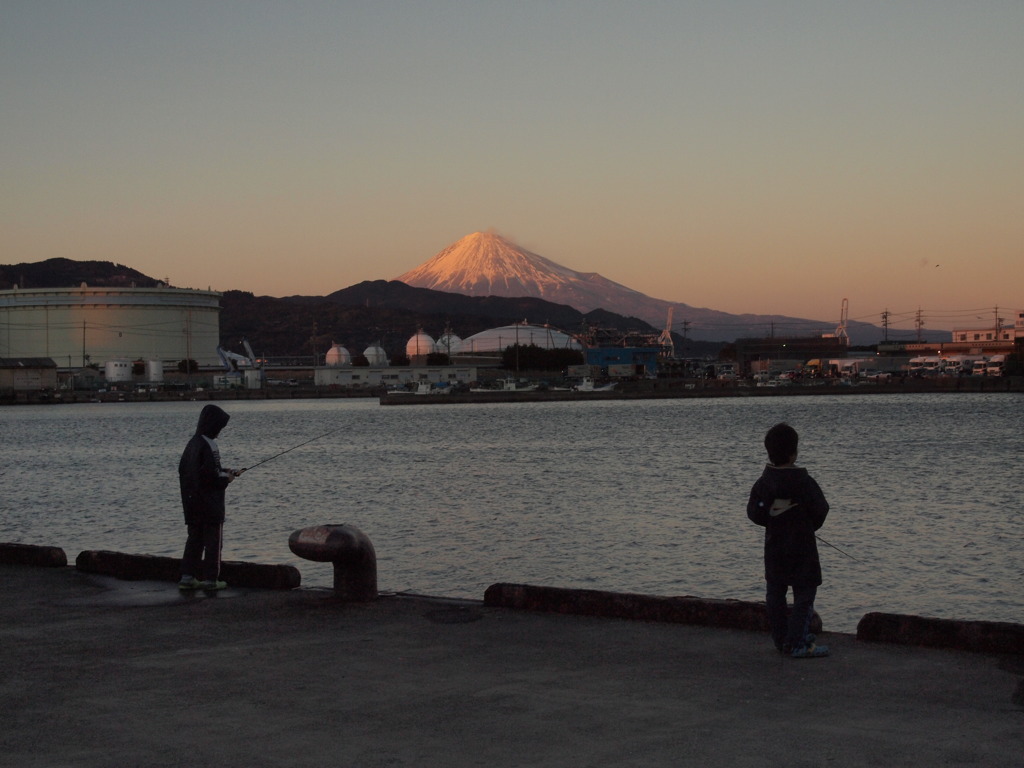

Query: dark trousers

[766,581,817,651]
[181,522,223,582]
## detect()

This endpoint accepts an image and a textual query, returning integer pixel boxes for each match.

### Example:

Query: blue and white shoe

[791,643,829,659]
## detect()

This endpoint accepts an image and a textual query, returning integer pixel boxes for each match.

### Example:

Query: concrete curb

[857,612,1024,655]
[0,542,68,568]
[75,550,301,590]
[483,582,824,634]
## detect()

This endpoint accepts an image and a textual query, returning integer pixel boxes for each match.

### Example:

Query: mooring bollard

[288,524,377,601]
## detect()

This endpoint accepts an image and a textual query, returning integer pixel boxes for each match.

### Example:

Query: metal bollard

[288,524,378,601]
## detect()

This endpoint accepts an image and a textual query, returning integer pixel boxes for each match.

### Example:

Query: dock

[2,562,1021,767]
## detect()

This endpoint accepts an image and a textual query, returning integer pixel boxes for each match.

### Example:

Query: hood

[195,404,230,439]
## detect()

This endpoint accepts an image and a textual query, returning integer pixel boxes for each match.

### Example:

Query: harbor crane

[658,307,675,357]
[216,338,264,388]
[834,299,850,346]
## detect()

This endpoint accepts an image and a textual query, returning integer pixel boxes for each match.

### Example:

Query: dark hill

[222,281,689,360]
[0,258,161,290]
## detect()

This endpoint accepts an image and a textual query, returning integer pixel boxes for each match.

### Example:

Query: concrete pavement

[2,564,1022,767]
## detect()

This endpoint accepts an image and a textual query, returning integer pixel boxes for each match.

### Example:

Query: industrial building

[0,357,58,391]
[314,364,479,390]
[733,336,850,377]
[0,285,221,369]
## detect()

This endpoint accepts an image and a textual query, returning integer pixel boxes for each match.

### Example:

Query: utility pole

[915,308,924,342]
[311,322,318,368]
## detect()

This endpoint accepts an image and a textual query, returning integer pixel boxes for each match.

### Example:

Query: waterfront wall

[4,542,1020,655]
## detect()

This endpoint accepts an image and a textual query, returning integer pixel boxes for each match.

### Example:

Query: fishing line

[815,534,863,563]
[240,427,344,473]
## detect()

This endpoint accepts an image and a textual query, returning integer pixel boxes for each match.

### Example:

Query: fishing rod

[240,427,343,473]
[815,534,863,563]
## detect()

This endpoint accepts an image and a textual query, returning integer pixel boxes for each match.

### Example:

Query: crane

[834,299,850,346]
[658,306,675,358]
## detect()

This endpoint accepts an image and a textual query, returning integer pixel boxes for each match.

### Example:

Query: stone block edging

[75,550,301,590]
[857,612,1024,655]
[483,582,824,634]
[0,542,68,568]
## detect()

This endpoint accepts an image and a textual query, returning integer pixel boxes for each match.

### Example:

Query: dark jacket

[178,405,231,526]
[747,465,829,586]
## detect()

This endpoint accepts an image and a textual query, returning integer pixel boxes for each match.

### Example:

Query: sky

[2,1,1022,334]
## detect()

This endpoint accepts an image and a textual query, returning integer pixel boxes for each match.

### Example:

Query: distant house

[0,357,58,391]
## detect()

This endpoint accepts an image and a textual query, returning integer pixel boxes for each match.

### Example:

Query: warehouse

[0,357,58,391]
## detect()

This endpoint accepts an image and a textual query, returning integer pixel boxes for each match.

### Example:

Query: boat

[470,377,539,393]
[572,377,616,392]
[388,382,438,396]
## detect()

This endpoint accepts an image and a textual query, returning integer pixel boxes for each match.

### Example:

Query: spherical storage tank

[325,343,352,367]
[435,332,463,355]
[363,343,389,366]
[405,330,436,362]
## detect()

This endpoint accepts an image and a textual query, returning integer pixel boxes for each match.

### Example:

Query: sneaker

[199,580,228,591]
[791,643,829,659]
[178,577,200,590]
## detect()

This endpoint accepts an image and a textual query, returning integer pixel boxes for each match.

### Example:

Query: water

[3,393,1022,633]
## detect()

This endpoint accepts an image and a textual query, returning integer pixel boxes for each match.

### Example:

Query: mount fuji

[396,231,874,343]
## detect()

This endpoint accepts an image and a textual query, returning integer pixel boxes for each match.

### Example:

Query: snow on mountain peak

[395,231,635,307]
[392,231,858,342]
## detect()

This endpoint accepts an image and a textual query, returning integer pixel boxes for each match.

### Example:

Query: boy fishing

[177,404,243,591]
[747,422,830,658]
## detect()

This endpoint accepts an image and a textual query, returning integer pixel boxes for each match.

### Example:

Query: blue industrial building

[584,347,661,377]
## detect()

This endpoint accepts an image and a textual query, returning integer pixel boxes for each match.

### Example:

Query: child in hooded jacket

[177,404,242,590]
[747,422,830,658]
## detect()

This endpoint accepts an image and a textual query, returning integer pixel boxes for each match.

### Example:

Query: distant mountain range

[2,237,898,353]
[2,258,720,359]
[397,231,884,344]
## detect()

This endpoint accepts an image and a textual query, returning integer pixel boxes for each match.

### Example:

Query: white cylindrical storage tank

[146,360,164,383]
[325,343,352,367]
[405,331,435,363]
[0,286,222,367]
[364,343,389,367]
[104,359,133,383]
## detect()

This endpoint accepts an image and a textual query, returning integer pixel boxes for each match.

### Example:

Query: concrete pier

[1,563,1021,767]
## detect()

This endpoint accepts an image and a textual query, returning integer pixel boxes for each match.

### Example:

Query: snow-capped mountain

[395,230,649,312]
[396,231,873,343]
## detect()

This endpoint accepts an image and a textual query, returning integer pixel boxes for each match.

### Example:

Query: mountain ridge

[397,231,886,344]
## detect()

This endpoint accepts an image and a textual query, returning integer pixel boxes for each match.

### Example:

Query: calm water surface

[2,393,1022,633]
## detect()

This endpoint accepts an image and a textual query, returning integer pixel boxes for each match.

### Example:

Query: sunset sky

[2,1,1021,334]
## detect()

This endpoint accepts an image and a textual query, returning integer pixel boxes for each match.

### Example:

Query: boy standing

[177,404,242,591]
[747,423,830,658]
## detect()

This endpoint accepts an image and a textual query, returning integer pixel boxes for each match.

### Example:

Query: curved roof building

[460,324,582,353]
